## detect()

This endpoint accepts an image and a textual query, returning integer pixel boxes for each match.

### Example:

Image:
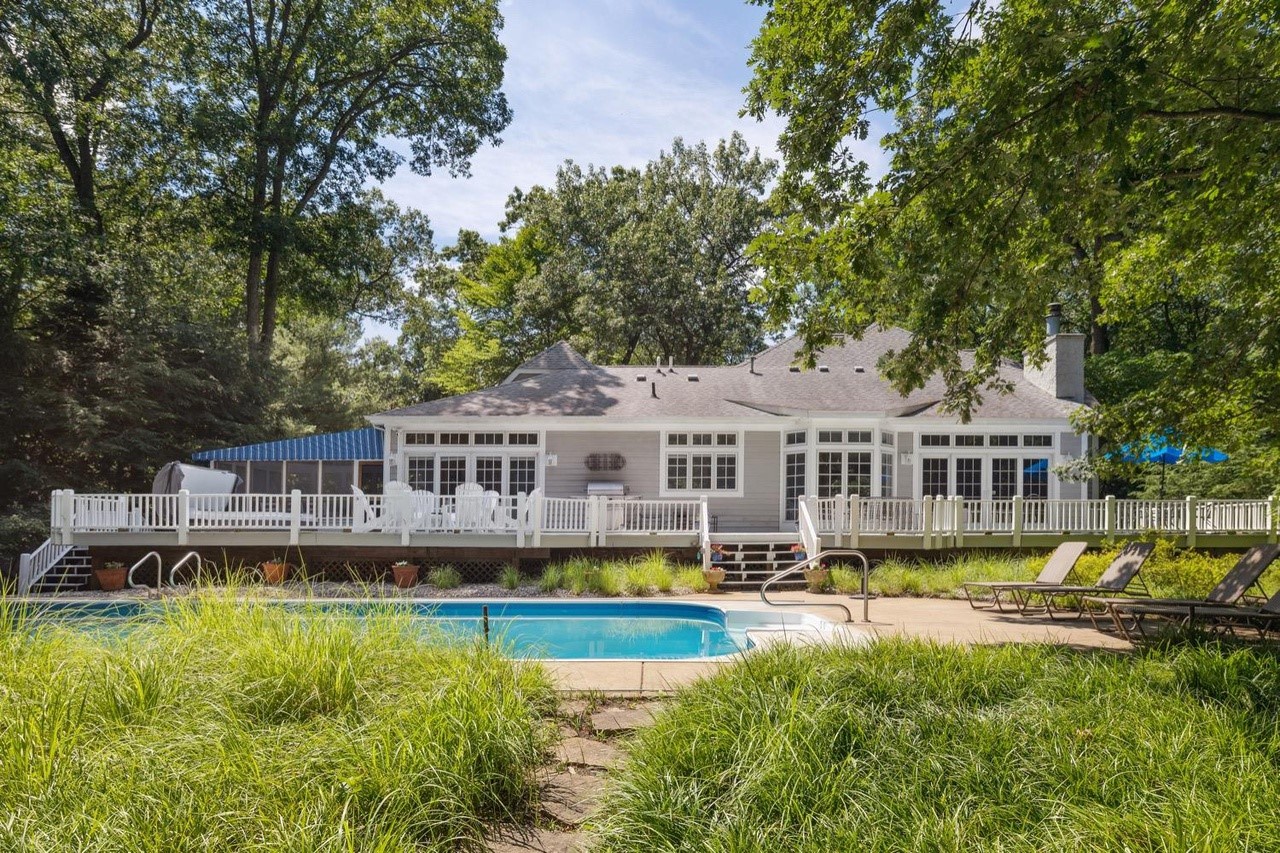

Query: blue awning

[191,427,383,462]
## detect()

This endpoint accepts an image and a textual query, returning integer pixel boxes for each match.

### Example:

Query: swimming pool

[23,599,769,661]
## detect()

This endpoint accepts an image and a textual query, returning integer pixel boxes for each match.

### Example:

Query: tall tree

[744,0,1280,473]
[194,0,510,361]
[432,134,777,392]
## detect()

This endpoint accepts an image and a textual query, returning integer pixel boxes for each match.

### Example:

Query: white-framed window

[784,450,806,523]
[921,434,951,447]
[880,432,895,447]
[955,435,985,447]
[404,432,434,445]
[880,452,895,496]
[663,431,742,495]
[1023,434,1053,448]
[816,450,872,497]
[989,434,1018,447]
[785,430,807,446]
[403,453,540,496]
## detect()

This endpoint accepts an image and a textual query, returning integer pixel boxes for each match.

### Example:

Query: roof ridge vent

[817,364,830,373]
[854,366,866,373]
[788,366,800,373]
[686,374,699,382]
[635,374,646,382]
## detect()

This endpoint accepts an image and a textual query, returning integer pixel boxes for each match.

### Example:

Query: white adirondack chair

[455,483,485,530]
[351,485,381,532]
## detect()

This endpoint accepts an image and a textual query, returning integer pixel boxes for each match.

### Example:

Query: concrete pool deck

[545,591,1131,693]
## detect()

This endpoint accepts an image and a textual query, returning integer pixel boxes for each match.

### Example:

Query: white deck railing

[44,490,1279,549]
[47,489,711,546]
[806,494,1277,543]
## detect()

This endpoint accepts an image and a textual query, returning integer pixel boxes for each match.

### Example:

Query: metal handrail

[126,551,163,589]
[759,549,872,623]
[167,551,204,587]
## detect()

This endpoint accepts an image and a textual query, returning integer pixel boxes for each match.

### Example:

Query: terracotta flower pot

[803,567,830,594]
[94,566,127,592]
[392,564,420,589]
[702,567,727,593]
[261,561,289,585]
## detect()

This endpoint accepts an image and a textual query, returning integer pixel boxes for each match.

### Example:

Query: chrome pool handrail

[126,551,163,589]
[759,549,872,624]
[167,551,204,587]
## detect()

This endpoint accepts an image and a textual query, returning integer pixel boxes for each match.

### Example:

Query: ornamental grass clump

[0,594,554,850]
[593,639,1280,851]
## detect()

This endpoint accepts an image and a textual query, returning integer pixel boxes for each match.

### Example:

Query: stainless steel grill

[585,482,628,497]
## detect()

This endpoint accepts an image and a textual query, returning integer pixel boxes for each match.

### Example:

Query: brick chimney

[1025,303,1086,402]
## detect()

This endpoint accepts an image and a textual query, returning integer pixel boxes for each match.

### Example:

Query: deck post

[177,489,190,546]
[531,492,544,547]
[60,490,75,546]
[1011,495,1024,547]
[1104,494,1117,544]
[834,493,846,547]
[954,495,965,549]
[516,491,527,548]
[1186,495,1198,549]
[17,553,32,595]
[922,496,934,550]
[1270,494,1279,545]
[805,495,820,549]
[49,490,62,545]
[590,496,605,548]
[290,489,303,546]
[849,494,861,549]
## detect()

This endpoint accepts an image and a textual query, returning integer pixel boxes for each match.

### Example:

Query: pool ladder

[759,549,872,623]
[126,551,204,589]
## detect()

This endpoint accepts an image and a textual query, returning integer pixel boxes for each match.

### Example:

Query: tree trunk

[1089,293,1109,356]
[244,140,271,362]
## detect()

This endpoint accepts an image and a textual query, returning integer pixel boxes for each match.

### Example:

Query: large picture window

[403,453,539,496]
[663,432,742,494]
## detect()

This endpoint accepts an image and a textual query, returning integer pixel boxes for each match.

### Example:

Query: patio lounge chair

[1012,542,1155,620]
[1087,544,1280,640]
[961,541,1089,612]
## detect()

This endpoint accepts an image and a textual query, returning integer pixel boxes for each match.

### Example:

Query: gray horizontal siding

[708,431,781,532]
[544,432,660,498]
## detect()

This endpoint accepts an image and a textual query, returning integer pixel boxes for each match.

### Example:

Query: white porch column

[1270,494,1279,545]
[17,553,32,595]
[953,495,965,549]
[290,489,303,546]
[922,496,934,550]
[177,489,190,546]
[1104,494,1117,544]
[515,491,527,548]
[1011,495,1024,547]
[848,494,861,549]
[60,489,75,545]
[531,492,544,547]
[1186,495,1198,549]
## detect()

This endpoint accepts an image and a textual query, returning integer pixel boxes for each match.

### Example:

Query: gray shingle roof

[509,341,596,374]
[374,331,1084,421]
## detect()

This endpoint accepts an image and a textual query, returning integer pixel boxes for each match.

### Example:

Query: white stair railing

[16,538,75,595]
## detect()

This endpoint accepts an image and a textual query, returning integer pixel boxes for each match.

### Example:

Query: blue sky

[371,0,888,338]
[380,0,779,243]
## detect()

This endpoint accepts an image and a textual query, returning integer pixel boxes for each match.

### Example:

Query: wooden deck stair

[28,546,93,593]
[709,536,806,589]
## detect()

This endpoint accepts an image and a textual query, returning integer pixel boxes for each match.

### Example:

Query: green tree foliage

[0,0,509,555]
[744,0,1280,480]
[192,0,510,361]
[430,134,778,393]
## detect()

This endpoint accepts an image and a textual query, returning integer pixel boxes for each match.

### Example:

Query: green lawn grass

[0,594,555,850]
[592,639,1280,851]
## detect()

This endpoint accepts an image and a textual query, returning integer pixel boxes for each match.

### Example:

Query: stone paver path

[486,699,663,852]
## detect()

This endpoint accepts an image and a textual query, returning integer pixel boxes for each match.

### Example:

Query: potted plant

[804,562,831,594]
[391,560,420,589]
[261,556,289,585]
[94,561,127,592]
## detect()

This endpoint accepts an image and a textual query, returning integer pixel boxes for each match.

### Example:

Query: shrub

[499,565,522,591]
[538,564,563,593]
[593,640,1280,850]
[427,565,461,589]
[0,593,554,849]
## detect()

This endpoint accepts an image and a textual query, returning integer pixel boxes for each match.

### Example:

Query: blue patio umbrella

[1114,433,1229,498]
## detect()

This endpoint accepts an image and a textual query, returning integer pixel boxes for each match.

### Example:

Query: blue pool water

[23,599,751,660]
